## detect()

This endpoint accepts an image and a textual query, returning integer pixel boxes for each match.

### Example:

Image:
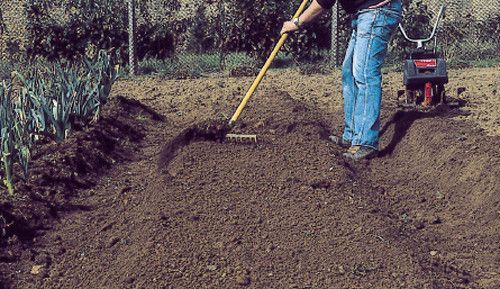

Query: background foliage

[0,0,498,73]
[25,0,176,62]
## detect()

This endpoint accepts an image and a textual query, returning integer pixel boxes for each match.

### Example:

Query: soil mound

[0,96,164,265]
[158,119,230,173]
[153,91,498,288]
[159,91,334,174]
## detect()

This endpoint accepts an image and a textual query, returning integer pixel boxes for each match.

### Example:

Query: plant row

[0,50,119,195]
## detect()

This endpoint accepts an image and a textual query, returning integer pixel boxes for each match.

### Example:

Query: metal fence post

[0,5,5,35]
[218,0,226,71]
[128,0,137,75]
[330,2,339,67]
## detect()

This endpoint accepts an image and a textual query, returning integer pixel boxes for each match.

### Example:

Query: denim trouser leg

[341,31,357,143]
[341,1,401,149]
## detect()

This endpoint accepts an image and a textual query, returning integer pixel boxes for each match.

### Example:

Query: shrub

[25,0,175,62]
[223,0,329,62]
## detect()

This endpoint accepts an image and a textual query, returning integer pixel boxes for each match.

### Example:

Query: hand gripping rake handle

[228,0,310,127]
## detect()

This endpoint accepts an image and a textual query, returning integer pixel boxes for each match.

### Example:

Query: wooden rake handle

[228,0,310,126]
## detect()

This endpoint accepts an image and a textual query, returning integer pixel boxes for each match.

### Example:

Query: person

[281,0,402,160]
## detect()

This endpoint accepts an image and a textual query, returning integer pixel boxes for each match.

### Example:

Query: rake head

[225,133,257,143]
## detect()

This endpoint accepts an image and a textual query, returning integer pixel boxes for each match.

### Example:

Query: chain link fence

[126,0,500,74]
[0,0,498,76]
[0,0,28,60]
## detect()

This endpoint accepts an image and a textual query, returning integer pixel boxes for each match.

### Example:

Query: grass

[137,50,338,78]
[447,56,500,69]
[138,52,258,78]
[136,48,499,79]
[223,52,257,71]
[4,44,499,81]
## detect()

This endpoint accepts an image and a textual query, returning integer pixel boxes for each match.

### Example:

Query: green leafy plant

[14,71,50,139]
[13,92,34,180]
[83,50,120,118]
[0,83,16,195]
[43,65,79,142]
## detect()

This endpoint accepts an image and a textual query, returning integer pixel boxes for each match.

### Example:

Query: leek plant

[13,94,33,180]
[0,82,16,195]
[84,50,120,117]
[41,64,79,142]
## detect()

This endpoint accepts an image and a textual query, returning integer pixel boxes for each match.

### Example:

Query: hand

[280,21,299,35]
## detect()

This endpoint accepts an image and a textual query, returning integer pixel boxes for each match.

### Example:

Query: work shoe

[343,145,378,161]
[329,135,351,149]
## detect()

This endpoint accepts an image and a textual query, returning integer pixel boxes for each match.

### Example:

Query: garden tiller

[224,0,310,143]
[397,5,465,110]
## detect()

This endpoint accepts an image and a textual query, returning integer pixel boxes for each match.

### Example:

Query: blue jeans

[342,0,402,149]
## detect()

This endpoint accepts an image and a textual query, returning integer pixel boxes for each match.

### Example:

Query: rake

[224,0,310,143]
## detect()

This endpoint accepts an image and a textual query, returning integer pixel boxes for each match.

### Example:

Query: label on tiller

[414,59,437,68]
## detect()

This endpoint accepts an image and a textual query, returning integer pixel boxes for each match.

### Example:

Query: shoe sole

[342,151,378,161]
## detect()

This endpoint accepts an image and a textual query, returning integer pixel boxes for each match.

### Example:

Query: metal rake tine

[225,134,257,143]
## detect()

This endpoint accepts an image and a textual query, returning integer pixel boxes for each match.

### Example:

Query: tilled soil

[0,68,499,288]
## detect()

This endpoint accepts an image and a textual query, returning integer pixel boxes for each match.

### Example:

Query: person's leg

[350,2,401,150]
[341,22,358,143]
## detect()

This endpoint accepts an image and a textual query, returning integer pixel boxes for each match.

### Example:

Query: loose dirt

[0,67,498,289]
